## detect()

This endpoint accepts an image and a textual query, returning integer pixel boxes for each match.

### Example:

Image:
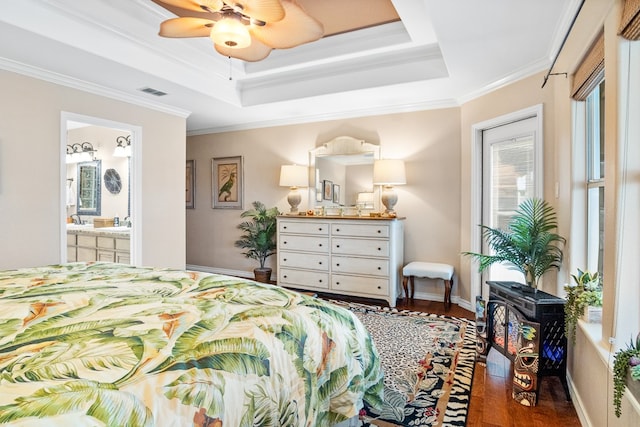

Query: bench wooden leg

[402,275,409,299]
[410,276,415,299]
[444,279,452,308]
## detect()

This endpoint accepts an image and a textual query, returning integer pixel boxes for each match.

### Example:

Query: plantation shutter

[571,32,604,101]
[619,0,640,40]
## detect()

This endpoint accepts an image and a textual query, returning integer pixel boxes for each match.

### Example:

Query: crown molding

[0,57,191,118]
[187,97,458,136]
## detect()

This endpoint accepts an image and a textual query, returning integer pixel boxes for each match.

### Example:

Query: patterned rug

[332,301,476,427]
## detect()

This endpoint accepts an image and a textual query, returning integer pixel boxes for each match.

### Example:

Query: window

[585,81,605,278]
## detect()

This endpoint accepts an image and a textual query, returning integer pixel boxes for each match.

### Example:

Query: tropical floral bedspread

[0,262,383,426]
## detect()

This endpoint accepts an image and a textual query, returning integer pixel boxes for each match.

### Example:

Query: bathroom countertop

[67,225,131,237]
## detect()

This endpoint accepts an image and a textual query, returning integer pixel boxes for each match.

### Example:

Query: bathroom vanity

[67,225,130,264]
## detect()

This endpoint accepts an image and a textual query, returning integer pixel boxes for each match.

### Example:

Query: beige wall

[0,70,187,269]
[186,108,463,302]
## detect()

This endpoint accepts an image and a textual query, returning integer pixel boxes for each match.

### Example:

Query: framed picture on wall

[212,156,243,209]
[323,180,333,201]
[332,184,340,204]
[186,160,195,209]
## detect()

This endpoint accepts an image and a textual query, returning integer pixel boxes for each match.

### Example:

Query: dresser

[277,216,404,307]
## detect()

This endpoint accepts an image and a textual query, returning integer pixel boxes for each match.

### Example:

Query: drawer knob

[336,244,340,248]
[336,282,340,285]
[319,243,323,247]
[377,230,381,233]
[377,267,381,270]
[336,228,340,232]
[377,247,381,251]
[319,279,323,283]
[336,263,340,267]
[283,275,288,278]
[283,258,287,262]
[319,261,323,265]
[284,241,288,245]
[318,227,323,231]
[283,226,287,229]
[377,286,381,289]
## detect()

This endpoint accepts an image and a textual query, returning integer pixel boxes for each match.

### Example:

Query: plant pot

[253,268,272,283]
[627,371,640,403]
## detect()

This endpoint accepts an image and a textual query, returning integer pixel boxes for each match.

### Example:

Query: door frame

[59,112,142,266]
[469,104,543,300]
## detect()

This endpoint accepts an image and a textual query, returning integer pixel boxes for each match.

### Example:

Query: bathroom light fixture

[113,135,132,157]
[66,142,97,164]
[279,164,308,214]
[373,159,406,214]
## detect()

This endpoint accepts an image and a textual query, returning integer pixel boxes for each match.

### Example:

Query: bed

[0,262,383,426]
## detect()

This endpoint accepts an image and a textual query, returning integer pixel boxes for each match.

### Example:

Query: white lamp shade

[210,17,251,49]
[279,165,308,188]
[373,159,406,185]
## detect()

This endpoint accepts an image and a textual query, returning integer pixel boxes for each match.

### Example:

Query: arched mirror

[309,136,380,211]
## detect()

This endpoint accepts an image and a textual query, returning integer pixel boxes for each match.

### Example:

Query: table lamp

[373,159,406,214]
[279,165,308,214]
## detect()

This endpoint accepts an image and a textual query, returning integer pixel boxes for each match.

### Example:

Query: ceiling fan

[156,0,324,61]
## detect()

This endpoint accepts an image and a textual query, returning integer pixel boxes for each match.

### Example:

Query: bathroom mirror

[309,136,379,208]
[77,160,102,216]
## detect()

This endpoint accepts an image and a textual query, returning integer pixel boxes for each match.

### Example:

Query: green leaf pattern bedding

[0,262,383,426]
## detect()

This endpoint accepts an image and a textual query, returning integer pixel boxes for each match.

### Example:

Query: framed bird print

[212,156,243,209]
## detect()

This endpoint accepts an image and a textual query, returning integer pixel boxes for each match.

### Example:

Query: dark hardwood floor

[318,294,582,427]
[397,298,582,427]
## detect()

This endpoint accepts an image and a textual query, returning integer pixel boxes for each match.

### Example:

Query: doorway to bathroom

[60,112,141,265]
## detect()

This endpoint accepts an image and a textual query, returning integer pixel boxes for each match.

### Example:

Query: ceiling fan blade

[223,0,285,23]
[250,1,323,49]
[155,0,223,13]
[215,37,273,61]
[159,17,214,37]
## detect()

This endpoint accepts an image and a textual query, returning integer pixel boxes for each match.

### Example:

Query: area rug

[331,301,476,427]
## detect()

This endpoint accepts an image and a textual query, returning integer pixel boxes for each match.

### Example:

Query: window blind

[619,0,640,40]
[571,32,604,101]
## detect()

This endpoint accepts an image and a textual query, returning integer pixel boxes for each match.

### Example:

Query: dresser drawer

[332,238,389,257]
[331,223,389,238]
[331,274,389,296]
[279,234,329,253]
[279,251,329,271]
[332,256,388,277]
[279,221,329,235]
[279,268,329,289]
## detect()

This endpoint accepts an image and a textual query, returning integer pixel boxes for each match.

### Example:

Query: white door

[481,116,541,287]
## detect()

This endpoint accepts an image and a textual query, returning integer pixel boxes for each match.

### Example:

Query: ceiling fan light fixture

[210,14,251,49]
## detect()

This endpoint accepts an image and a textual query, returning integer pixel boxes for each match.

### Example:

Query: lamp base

[380,186,398,214]
[287,188,302,214]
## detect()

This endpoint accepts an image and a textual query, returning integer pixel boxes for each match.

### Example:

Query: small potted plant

[613,333,640,417]
[563,269,602,344]
[234,201,280,283]
[463,198,565,291]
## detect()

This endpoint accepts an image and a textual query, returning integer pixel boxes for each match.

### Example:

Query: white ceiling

[0,0,579,134]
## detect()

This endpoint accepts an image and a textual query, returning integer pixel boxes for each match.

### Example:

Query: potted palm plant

[564,269,602,344]
[463,198,565,291]
[234,201,280,283]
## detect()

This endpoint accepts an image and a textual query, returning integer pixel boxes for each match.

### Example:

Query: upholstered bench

[402,262,455,307]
